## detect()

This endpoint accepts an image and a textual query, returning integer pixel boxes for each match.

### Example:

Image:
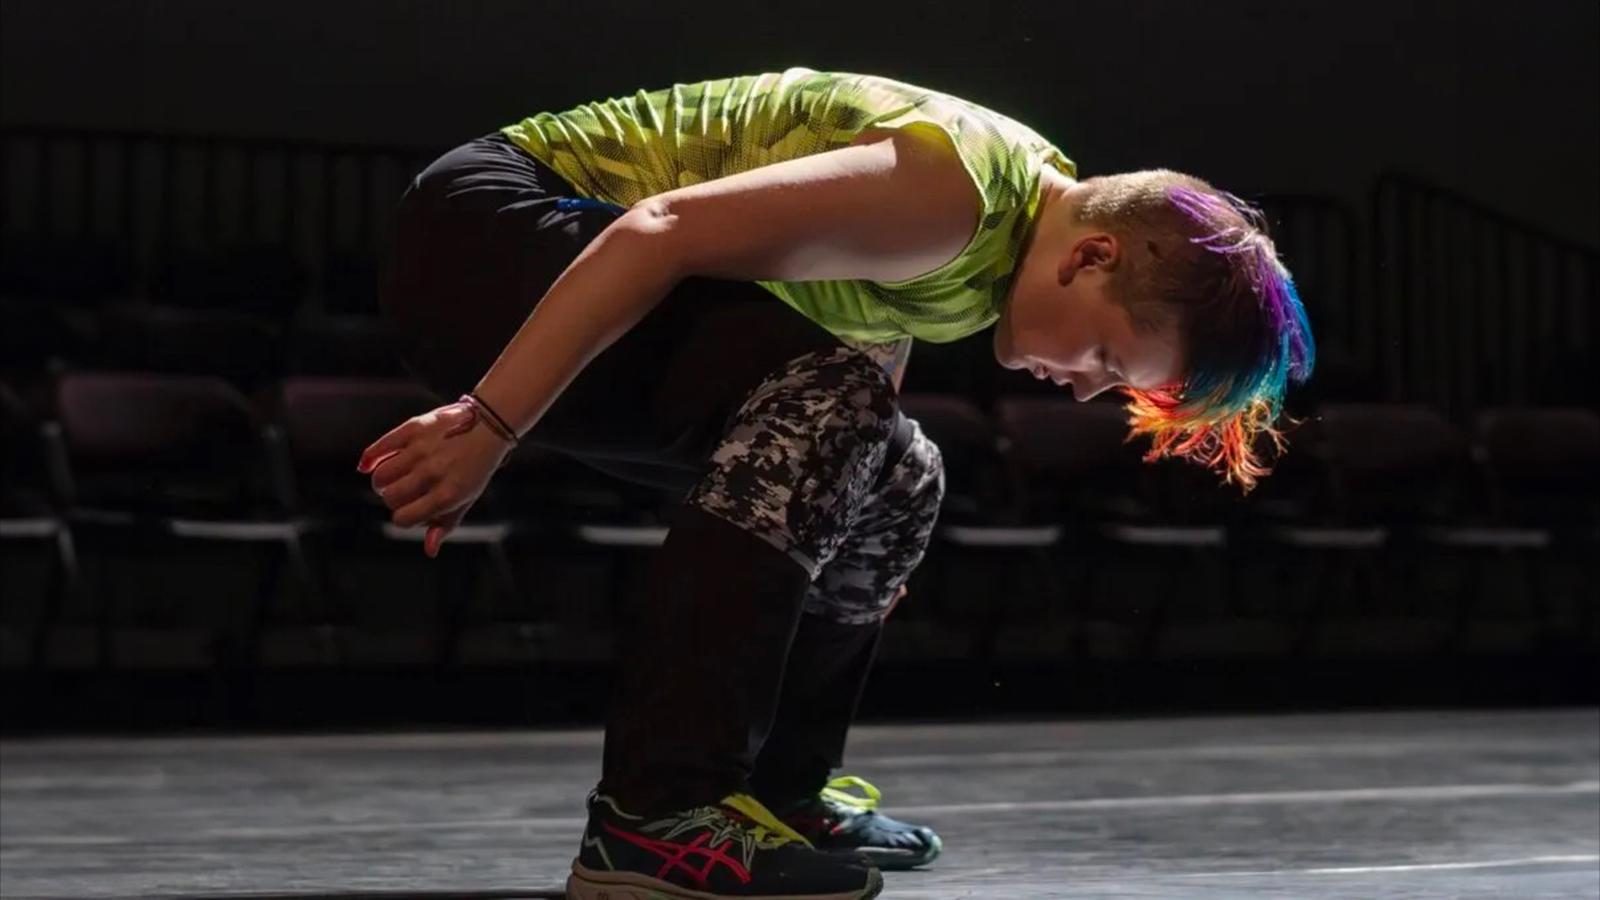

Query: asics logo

[601,821,753,887]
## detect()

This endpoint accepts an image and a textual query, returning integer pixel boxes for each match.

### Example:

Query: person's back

[502,67,1079,346]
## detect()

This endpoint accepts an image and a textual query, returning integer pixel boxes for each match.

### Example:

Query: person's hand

[356,399,515,557]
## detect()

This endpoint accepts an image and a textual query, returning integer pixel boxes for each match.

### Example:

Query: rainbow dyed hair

[1116,185,1316,492]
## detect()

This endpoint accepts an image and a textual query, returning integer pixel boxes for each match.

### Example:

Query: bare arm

[471,126,975,438]
[470,212,680,439]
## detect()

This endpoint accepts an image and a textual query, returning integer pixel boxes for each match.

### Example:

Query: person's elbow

[603,201,688,280]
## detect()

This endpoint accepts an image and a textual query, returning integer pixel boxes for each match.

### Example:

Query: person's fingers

[424,507,467,558]
[369,446,423,492]
[359,448,401,477]
[392,477,463,529]
[375,466,433,511]
[357,419,421,473]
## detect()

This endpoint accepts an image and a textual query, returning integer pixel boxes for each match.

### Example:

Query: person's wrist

[458,392,520,446]
[474,413,516,447]
[465,414,516,469]
[486,426,518,465]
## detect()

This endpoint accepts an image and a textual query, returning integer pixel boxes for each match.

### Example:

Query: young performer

[360,67,1315,899]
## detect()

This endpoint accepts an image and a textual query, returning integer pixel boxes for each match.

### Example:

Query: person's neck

[1002,168,1076,314]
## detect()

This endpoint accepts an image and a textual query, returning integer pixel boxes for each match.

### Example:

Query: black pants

[380,132,943,815]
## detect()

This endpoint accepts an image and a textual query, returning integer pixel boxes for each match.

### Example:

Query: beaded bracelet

[458,393,519,447]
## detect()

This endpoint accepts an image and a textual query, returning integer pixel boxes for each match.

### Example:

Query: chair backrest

[1227,414,1330,524]
[1475,407,1600,525]
[54,371,274,513]
[1316,403,1468,522]
[1317,404,1466,473]
[277,376,440,465]
[993,396,1148,519]
[274,376,441,515]
[994,397,1134,471]
[1476,407,1600,471]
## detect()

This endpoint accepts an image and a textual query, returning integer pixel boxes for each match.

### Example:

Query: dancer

[360,67,1314,900]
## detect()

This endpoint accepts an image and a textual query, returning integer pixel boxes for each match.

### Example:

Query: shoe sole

[566,863,883,900]
[840,829,942,871]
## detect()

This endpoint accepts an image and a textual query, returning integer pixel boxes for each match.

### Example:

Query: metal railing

[1371,170,1598,414]
[1,127,448,309]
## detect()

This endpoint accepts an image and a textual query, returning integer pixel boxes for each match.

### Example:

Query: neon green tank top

[500,67,1077,345]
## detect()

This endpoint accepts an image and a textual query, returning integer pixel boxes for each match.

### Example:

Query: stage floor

[2,709,1596,899]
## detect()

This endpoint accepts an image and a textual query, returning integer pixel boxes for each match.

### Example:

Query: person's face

[994,185,1185,400]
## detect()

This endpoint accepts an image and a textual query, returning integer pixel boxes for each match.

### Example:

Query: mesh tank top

[500,67,1078,346]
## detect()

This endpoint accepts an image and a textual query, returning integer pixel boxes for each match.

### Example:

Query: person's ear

[1083,234,1118,270]
[1057,246,1077,286]
[1058,235,1095,285]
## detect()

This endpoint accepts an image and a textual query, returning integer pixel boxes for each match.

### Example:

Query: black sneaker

[567,790,884,899]
[774,776,942,871]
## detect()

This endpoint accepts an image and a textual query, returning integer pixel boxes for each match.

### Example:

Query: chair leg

[310,533,349,665]
[283,531,326,620]
[30,525,78,670]
[94,532,117,671]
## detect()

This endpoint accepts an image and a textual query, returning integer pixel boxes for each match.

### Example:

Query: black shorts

[379,131,857,494]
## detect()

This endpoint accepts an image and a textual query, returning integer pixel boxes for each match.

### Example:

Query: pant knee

[803,415,945,624]
[686,346,901,578]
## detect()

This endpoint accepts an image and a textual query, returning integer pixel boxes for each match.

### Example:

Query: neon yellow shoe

[773,776,943,871]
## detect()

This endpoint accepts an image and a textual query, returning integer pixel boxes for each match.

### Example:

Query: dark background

[0,0,1595,731]
[4,0,1597,245]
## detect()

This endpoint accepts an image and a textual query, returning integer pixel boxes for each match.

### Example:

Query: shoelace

[722,792,815,849]
[819,775,883,813]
